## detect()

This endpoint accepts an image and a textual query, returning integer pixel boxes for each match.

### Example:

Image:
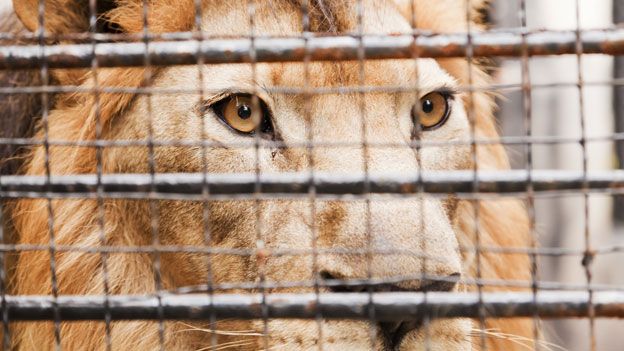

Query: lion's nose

[320,271,461,349]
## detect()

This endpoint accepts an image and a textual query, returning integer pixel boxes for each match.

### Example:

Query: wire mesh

[0,0,622,350]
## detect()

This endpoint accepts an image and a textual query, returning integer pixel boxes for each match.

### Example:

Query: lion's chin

[397,318,473,351]
[249,319,473,350]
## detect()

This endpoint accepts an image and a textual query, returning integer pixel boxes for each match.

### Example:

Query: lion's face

[99,1,474,350]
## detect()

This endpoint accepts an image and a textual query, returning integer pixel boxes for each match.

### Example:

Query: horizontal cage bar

[1,28,623,70]
[1,170,623,198]
[2,291,623,321]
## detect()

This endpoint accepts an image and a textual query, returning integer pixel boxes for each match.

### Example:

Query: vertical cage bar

[245,1,270,349]
[37,0,62,348]
[406,2,431,349]
[140,1,166,349]
[88,0,113,349]
[0,149,8,349]
[192,0,218,349]
[464,0,487,349]
[298,0,324,349]
[354,0,377,348]
[574,1,596,350]
[614,0,624,222]
[518,0,540,349]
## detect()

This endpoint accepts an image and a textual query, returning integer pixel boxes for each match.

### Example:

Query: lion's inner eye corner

[212,94,273,135]
[414,91,452,131]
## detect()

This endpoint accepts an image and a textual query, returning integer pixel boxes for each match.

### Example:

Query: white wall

[0,0,11,13]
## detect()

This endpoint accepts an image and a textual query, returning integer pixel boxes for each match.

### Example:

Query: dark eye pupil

[238,104,252,119]
[422,99,434,114]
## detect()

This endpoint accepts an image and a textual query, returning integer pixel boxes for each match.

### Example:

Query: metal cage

[0,0,623,350]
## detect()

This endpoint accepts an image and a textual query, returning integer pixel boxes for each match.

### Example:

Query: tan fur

[0,12,42,176]
[8,0,534,350]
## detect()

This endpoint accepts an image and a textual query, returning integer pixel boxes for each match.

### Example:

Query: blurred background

[491,0,621,350]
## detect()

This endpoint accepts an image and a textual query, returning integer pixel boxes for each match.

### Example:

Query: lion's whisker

[177,328,264,337]
[470,328,567,351]
[175,321,264,337]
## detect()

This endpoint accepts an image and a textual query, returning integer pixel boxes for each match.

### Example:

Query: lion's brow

[309,0,339,32]
[281,0,340,33]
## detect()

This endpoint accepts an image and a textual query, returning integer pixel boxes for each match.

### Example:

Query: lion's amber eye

[211,94,274,135]
[415,92,452,131]
[219,95,262,133]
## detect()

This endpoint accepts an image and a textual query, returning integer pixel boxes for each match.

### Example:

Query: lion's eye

[211,94,273,135]
[414,92,452,131]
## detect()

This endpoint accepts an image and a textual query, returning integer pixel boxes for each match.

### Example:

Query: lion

[1,0,536,350]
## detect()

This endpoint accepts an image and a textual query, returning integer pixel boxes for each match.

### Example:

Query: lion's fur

[5,0,534,350]
[0,13,41,176]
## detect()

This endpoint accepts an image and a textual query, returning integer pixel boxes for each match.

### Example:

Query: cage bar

[1,170,624,198]
[1,291,622,321]
[1,28,624,70]
[615,0,624,221]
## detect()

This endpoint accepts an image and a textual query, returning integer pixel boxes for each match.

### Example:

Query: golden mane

[6,0,533,349]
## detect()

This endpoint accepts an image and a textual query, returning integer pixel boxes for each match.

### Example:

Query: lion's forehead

[199,0,412,37]
[166,58,454,97]
[193,0,448,91]
[168,63,445,102]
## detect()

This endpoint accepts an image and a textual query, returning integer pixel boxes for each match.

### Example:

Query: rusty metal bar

[1,29,623,70]
[3,291,624,321]
[1,170,624,198]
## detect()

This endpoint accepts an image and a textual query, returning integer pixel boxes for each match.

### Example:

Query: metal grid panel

[0,0,622,350]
